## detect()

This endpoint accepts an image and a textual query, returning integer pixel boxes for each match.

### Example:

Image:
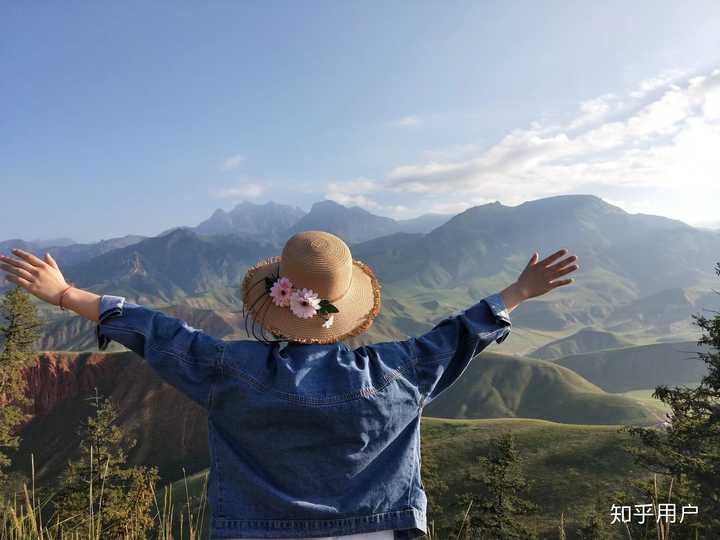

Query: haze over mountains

[3,194,720,352]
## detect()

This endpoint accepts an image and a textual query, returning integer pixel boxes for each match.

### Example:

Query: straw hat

[241,230,381,344]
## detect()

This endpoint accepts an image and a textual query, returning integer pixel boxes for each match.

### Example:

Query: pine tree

[458,431,538,540]
[574,493,613,540]
[623,261,720,536]
[51,390,159,539]
[0,286,42,483]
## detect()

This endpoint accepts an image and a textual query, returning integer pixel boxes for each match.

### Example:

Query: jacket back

[96,293,511,539]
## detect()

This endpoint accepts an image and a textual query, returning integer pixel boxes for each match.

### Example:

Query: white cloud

[568,93,620,130]
[324,178,429,217]
[388,115,423,128]
[314,67,719,225]
[376,67,720,224]
[629,69,687,98]
[325,177,382,209]
[220,153,246,171]
[214,182,264,199]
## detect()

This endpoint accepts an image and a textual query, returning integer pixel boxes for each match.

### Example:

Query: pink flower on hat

[269,276,294,307]
[290,288,321,319]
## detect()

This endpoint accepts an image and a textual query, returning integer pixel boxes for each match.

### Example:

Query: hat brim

[241,256,381,344]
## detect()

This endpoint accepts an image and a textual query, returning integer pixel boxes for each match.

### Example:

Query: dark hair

[241,273,288,345]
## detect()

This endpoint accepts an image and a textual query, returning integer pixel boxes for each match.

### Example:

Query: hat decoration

[265,271,339,328]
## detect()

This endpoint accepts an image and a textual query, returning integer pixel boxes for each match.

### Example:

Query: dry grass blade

[455,498,473,540]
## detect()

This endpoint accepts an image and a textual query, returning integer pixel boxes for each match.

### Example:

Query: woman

[0,230,577,540]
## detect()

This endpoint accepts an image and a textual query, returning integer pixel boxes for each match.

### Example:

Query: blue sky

[2,1,720,243]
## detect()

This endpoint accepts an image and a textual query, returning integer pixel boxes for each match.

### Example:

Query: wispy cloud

[325,177,381,209]
[324,177,412,216]
[629,68,687,98]
[369,67,720,224]
[388,115,423,128]
[220,153,246,171]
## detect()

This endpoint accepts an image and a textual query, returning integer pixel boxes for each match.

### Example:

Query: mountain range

[160,199,452,245]
[4,194,720,353]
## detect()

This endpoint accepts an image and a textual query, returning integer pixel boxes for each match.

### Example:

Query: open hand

[0,249,70,306]
[500,248,579,312]
[516,249,578,300]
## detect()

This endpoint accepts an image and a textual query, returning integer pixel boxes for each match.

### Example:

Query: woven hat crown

[279,231,352,302]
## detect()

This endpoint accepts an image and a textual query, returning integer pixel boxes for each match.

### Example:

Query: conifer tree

[52,390,159,539]
[0,286,42,483]
[623,262,720,536]
[574,493,613,540]
[458,431,538,540]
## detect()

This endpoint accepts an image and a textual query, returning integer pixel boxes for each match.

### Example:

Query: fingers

[538,248,568,267]
[3,273,33,289]
[0,254,37,274]
[10,248,45,268]
[550,278,574,288]
[549,260,579,279]
[526,252,539,268]
[547,254,578,271]
[45,252,60,270]
[0,262,35,282]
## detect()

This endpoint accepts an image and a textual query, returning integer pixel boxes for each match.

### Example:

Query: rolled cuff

[469,292,512,344]
[484,292,511,322]
[96,294,127,350]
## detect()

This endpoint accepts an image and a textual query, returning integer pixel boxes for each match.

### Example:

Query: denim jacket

[96,293,511,539]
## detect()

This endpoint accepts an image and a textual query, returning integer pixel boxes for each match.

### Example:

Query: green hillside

[169,418,655,539]
[616,388,674,415]
[552,341,709,392]
[529,327,634,360]
[423,352,663,425]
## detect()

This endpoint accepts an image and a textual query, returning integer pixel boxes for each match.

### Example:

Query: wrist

[60,286,102,322]
[500,281,528,313]
[61,285,82,310]
[56,283,74,308]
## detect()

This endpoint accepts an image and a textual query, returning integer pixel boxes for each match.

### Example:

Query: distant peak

[231,200,259,210]
[517,194,622,213]
[311,199,345,210]
[166,226,196,238]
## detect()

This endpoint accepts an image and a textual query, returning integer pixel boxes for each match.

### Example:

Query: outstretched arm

[371,248,579,406]
[1,248,223,409]
[1,248,101,320]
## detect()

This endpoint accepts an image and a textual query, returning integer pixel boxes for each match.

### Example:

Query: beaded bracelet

[58,283,74,311]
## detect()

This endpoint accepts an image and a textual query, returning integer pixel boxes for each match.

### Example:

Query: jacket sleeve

[407,293,511,407]
[95,295,224,408]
